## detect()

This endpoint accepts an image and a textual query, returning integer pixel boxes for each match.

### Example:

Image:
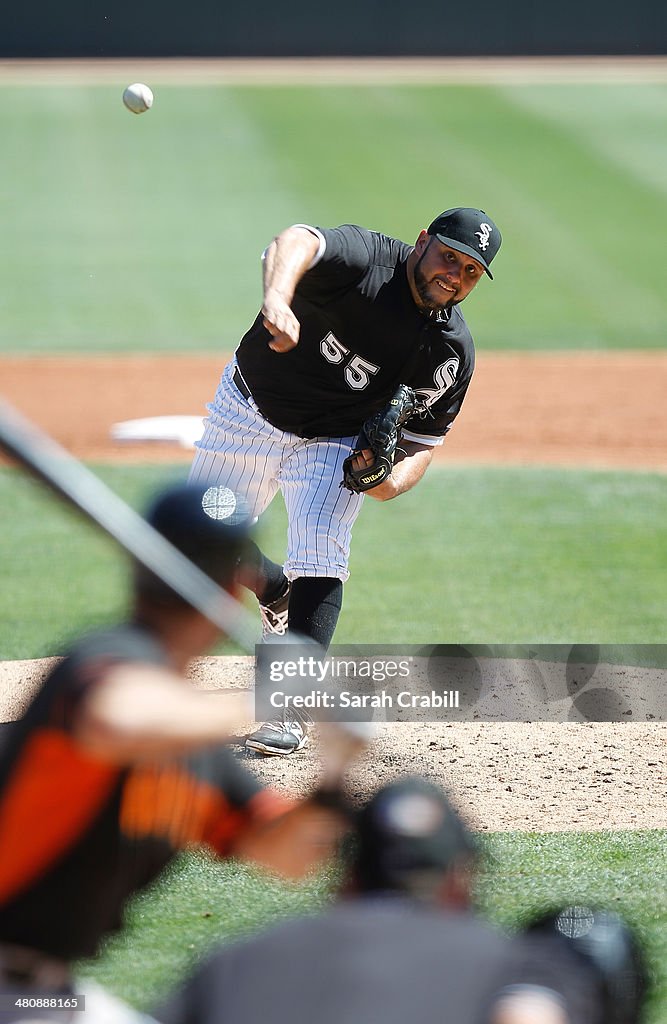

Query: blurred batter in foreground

[0,483,365,1021]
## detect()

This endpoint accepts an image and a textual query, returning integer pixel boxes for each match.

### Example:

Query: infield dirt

[2,352,667,470]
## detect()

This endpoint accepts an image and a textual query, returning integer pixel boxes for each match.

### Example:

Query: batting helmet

[135,482,252,606]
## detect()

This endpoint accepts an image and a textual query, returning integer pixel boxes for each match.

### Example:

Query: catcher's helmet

[525,905,648,1024]
[136,482,252,605]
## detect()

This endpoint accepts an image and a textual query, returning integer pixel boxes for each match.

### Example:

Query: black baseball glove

[341,384,422,493]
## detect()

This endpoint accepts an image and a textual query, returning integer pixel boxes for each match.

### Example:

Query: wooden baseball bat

[0,396,258,652]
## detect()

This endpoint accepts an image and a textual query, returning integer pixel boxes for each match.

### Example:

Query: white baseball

[122,83,154,115]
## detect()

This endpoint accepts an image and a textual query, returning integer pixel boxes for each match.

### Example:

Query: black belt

[232,367,252,402]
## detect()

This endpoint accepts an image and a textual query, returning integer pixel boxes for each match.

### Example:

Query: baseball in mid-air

[122,83,154,115]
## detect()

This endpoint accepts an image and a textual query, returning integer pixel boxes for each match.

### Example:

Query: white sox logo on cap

[475,223,492,251]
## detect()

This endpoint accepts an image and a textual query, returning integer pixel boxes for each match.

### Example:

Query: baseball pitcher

[188,208,502,754]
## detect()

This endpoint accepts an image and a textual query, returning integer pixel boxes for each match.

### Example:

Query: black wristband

[309,785,353,818]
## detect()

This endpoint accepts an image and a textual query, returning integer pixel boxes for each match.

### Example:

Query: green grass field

[2,461,666,659]
[83,834,667,1021]
[0,81,665,353]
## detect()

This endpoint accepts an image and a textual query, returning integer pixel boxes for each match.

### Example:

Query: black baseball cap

[136,482,252,604]
[352,776,478,893]
[427,208,502,279]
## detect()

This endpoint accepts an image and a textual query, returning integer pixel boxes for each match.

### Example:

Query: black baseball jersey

[0,624,287,961]
[235,225,475,440]
[157,896,598,1024]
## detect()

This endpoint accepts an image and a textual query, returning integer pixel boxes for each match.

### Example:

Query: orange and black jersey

[0,624,286,961]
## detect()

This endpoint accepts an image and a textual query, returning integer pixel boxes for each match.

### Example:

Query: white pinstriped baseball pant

[188,359,365,582]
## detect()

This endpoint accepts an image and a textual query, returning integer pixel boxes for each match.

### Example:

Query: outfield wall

[2,0,665,58]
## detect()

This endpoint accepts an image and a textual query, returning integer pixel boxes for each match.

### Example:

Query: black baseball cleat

[245,715,309,756]
[258,581,291,639]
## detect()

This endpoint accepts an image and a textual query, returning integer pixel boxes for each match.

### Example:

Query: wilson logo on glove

[340,384,424,493]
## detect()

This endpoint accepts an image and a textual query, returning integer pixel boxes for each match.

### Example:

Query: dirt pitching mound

[3,655,664,832]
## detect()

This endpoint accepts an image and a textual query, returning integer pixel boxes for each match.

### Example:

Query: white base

[111,415,204,448]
